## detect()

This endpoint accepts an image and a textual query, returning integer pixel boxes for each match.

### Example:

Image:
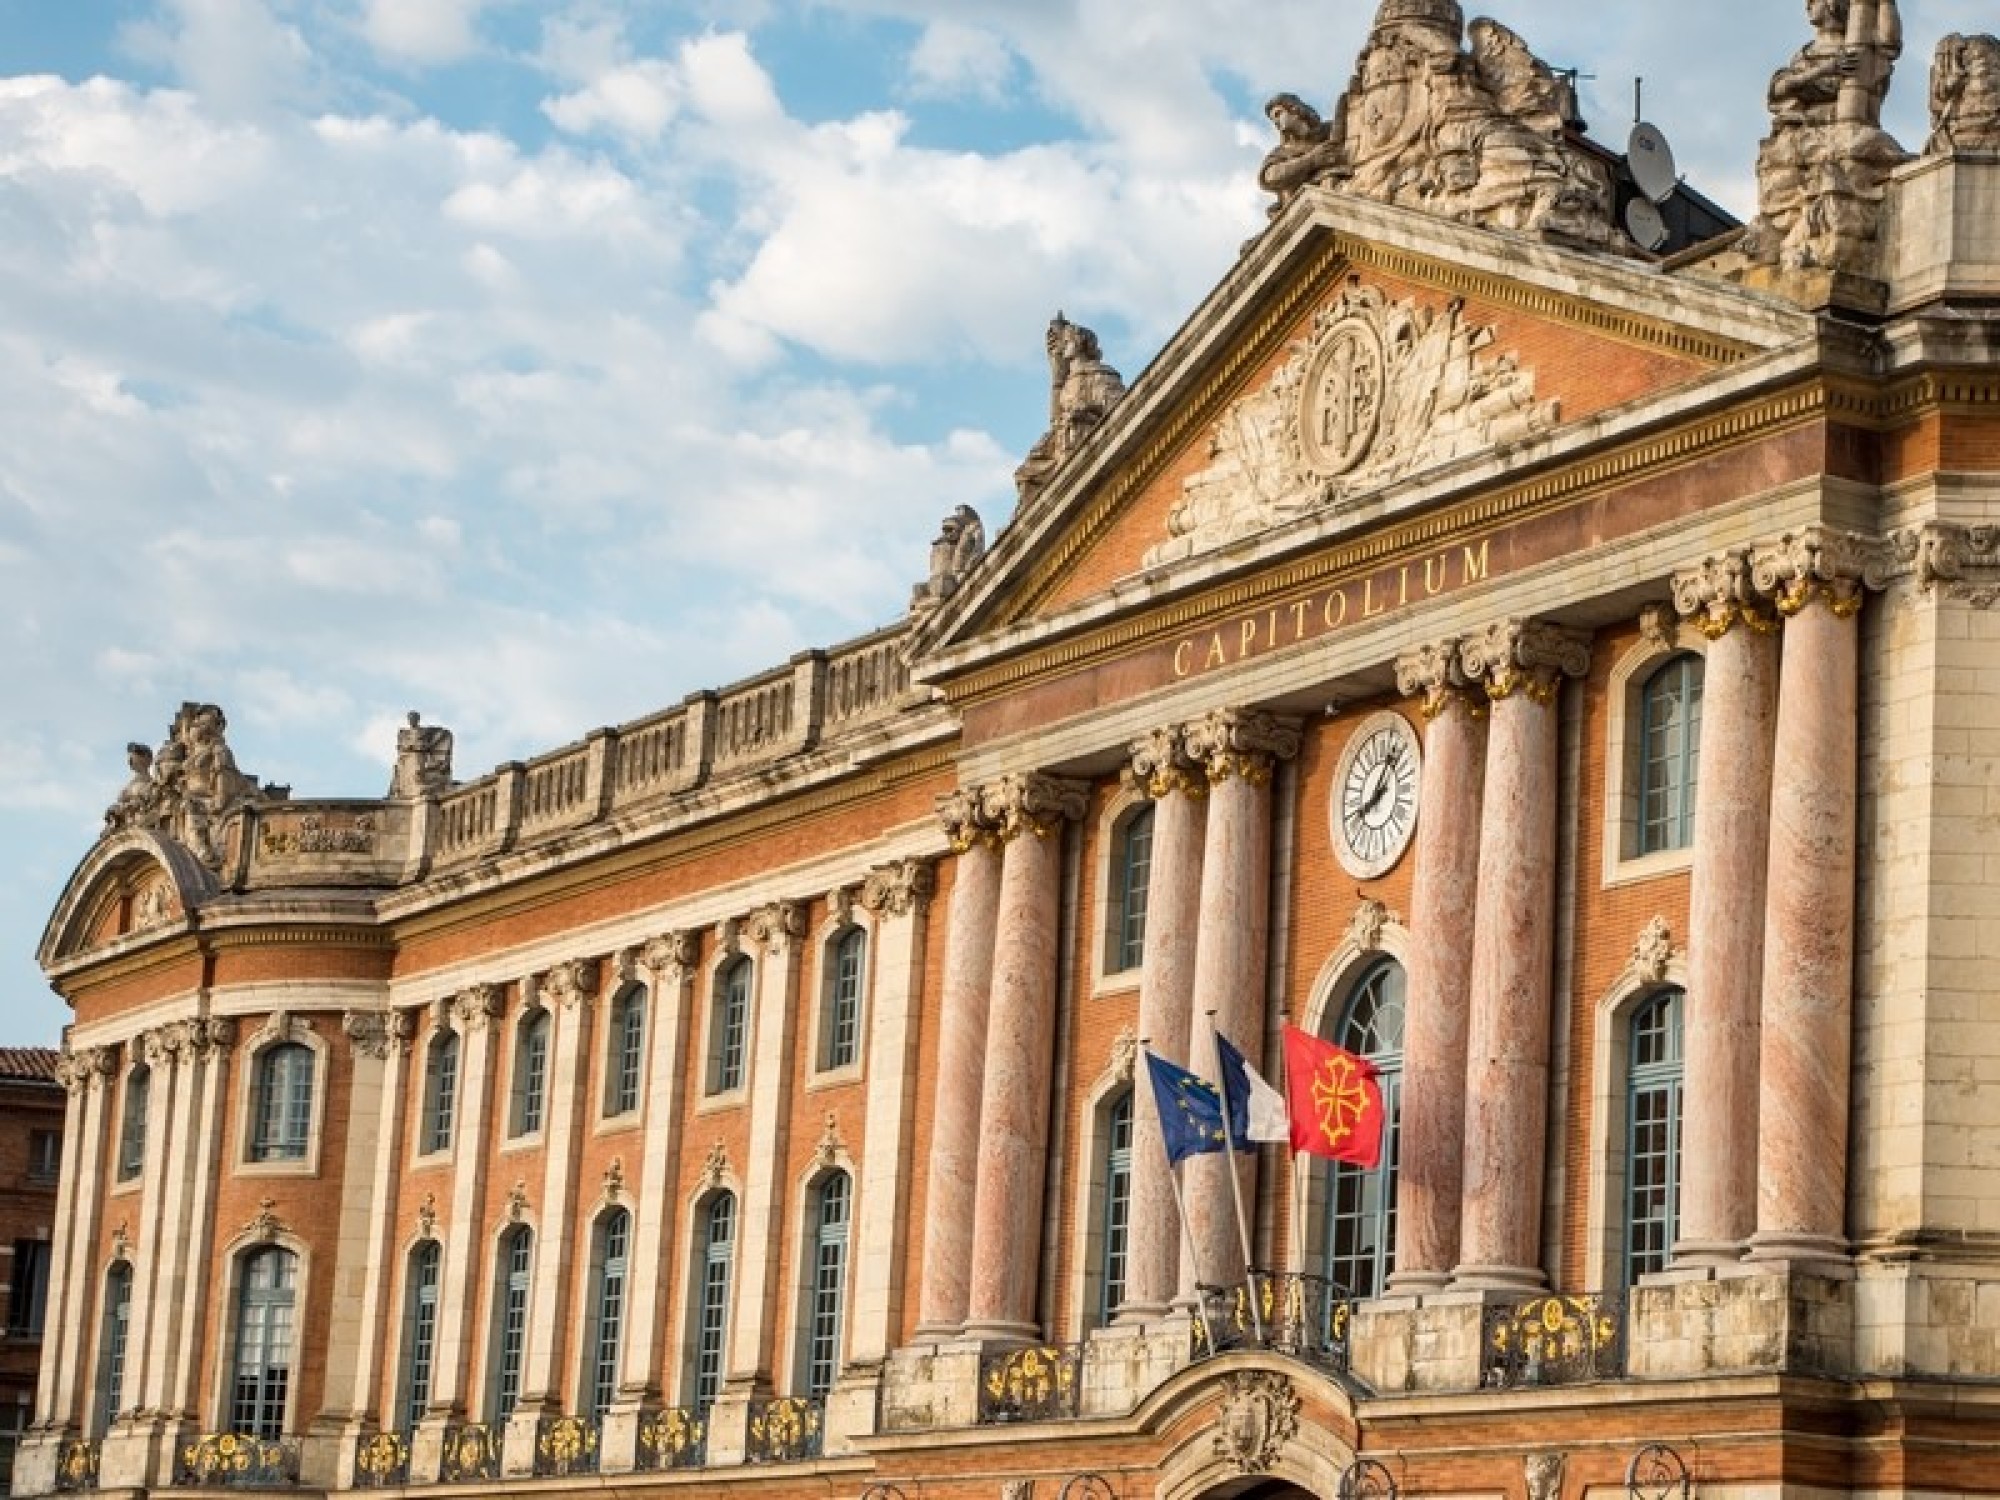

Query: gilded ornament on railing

[534,1414,599,1477]
[53,1438,101,1493]
[1190,1272,1352,1370]
[439,1423,502,1484]
[353,1429,410,1488]
[636,1406,707,1471]
[978,1343,1083,1424]
[175,1432,299,1487]
[746,1395,824,1463]
[1483,1293,1625,1387]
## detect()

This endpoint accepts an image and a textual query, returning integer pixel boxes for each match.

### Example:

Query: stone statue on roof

[909,505,987,613]
[1927,33,2000,155]
[1014,315,1126,502]
[103,702,281,867]
[389,712,455,799]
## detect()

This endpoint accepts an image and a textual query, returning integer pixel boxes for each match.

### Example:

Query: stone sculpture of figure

[1928,34,2000,154]
[1745,0,1909,272]
[106,702,274,866]
[909,504,989,613]
[389,712,455,799]
[104,742,160,831]
[1014,315,1126,502]
[1258,93,1349,217]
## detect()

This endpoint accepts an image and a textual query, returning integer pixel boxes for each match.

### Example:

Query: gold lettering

[1267,609,1280,653]
[1174,639,1195,678]
[1363,578,1385,618]
[1240,617,1260,657]
[1324,589,1349,629]
[1424,554,1449,596]
[1398,564,1410,608]
[1205,633,1228,671]
[1291,599,1313,640]
[1462,539,1491,583]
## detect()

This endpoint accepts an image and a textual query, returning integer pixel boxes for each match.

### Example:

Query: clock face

[1331,711,1422,880]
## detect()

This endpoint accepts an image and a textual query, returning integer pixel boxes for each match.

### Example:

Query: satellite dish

[1628,122,1679,204]
[1625,197,1669,252]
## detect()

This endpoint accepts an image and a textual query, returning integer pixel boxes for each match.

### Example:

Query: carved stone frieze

[937,785,1003,853]
[1458,619,1591,704]
[1525,1452,1566,1500]
[1749,527,1892,618]
[861,858,937,919]
[1152,280,1558,565]
[745,901,806,955]
[1396,637,1479,721]
[1183,709,1303,789]
[538,959,600,1012]
[102,701,284,869]
[641,931,701,985]
[1673,550,1780,640]
[131,879,181,932]
[1014,316,1126,504]
[1928,34,2000,153]
[980,773,1091,844]
[244,1197,284,1245]
[1212,1370,1300,1474]
[1126,726,1206,801]
[1890,522,2000,609]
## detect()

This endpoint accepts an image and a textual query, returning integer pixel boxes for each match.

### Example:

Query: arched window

[510,1010,550,1138]
[605,985,647,1117]
[117,1063,150,1182]
[230,1247,298,1439]
[707,960,752,1095]
[819,928,866,1073]
[583,1211,630,1420]
[400,1242,442,1432]
[489,1227,533,1423]
[691,1194,735,1411]
[801,1174,850,1399]
[421,1031,460,1155]
[96,1263,133,1438]
[1624,988,1686,1286]
[250,1044,315,1162]
[1096,1090,1135,1328]
[1318,961,1405,1300]
[1107,804,1154,974]
[1638,654,1703,854]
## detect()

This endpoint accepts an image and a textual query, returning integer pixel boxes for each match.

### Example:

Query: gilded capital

[1457,619,1591,705]
[861,857,937,919]
[981,773,1090,843]
[1395,638,1481,721]
[1125,726,1206,800]
[1182,708,1302,788]
[1672,551,1778,640]
[936,786,1002,853]
[1749,527,1891,621]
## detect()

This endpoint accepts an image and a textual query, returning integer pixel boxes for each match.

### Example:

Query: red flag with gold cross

[1282,1024,1385,1167]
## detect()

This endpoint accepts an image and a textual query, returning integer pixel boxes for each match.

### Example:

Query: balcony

[531,1416,599,1479]
[745,1397,822,1464]
[634,1407,706,1472]
[51,1439,98,1494]
[436,1423,502,1485]
[1193,1271,1354,1374]
[978,1343,1084,1424]
[173,1434,299,1488]
[350,1430,409,1489]
[1480,1293,1627,1388]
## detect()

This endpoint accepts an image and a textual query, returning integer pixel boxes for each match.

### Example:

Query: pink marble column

[1671,558,1780,1265]
[1747,534,1871,1268]
[914,790,1004,1339]
[1388,642,1488,1293]
[1118,729,1208,1322]
[964,773,1089,1342]
[1452,620,1589,1291]
[1181,709,1300,1292]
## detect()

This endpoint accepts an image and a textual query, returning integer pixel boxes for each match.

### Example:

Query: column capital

[1749,526,1893,620]
[535,958,600,1011]
[55,1044,118,1095]
[639,930,701,985]
[1182,708,1302,787]
[1458,619,1591,705]
[981,773,1090,842]
[1125,727,1207,800]
[342,1010,414,1061]
[447,982,503,1031]
[1886,521,2000,606]
[860,857,937,919]
[744,900,807,955]
[936,786,1003,853]
[1395,638,1484,721]
[1672,550,1781,639]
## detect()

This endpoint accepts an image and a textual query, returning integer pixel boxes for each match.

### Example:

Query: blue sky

[0,0,1983,1045]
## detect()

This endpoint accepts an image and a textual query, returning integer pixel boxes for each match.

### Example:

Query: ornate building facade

[20,4,2000,1497]
[0,1047,63,1493]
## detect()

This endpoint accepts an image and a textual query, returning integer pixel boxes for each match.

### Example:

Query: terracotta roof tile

[0,1046,62,1084]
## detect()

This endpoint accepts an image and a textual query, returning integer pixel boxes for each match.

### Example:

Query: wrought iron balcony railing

[53,1437,100,1493]
[745,1396,823,1463]
[438,1422,503,1485]
[635,1406,707,1471]
[1192,1271,1354,1372]
[532,1415,599,1478]
[173,1433,299,1488]
[1482,1292,1627,1388]
[977,1343,1084,1425]
[351,1429,411,1489]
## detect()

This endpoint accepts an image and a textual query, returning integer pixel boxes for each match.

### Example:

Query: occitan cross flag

[1281,1023,1386,1168]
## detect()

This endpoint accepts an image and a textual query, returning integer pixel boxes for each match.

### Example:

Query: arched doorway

[1197,1482,1320,1500]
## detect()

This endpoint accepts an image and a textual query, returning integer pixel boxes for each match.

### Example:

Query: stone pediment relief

[1148,279,1557,566]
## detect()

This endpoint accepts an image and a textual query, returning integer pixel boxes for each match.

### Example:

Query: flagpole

[1142,1045,1223,1356]
[1207,1011,1266,1344]
[1278,1016,1306,1280]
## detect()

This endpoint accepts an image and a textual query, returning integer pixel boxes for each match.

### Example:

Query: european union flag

[1144,1051,1228,1165]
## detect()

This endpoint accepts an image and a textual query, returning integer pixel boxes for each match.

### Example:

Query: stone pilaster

[915,791,1004,1339]
[1671,555,1780,1266]
[47,1046,116,1430]
[340,1011,416,1431]
[428,987,501,1417]
[963,773,1088,1342]
[1119,728,1208,1321]
[1181,709,1300,1291]
[1452,620,1589,1291]
[1389,642,1488,1292]
[164,1020,232,1426]
[129,1025,190,1418]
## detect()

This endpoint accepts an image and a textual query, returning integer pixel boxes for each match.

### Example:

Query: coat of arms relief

[1147,279,1557,567]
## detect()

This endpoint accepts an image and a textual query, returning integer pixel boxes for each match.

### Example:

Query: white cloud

[907,22,1015,104]
[117,0,315,119]
[359,0,491,67]
[543,60,682,142]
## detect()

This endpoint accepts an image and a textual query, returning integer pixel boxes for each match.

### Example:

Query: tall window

[1096,1090,1135,1328]
[1108,804,1154,973]
[1319,961,1405,1300]
[250,1044,314,1162]
[421,1031,460,1156]
[605,986,646,1117]
[511,1010,550,1138]
[28,1129,60,1182]
[1624,987,1686,1286]
[820,928,866,1072]
[490,1228,533,1423]
[400,1242,442,1432]
[707,960,751,1095]
[801,1174,850,1399]
[231,1248,297,1439]
[691,1194,735,1411]
[1638,654,1703,854]
[97,1264,132,1437]
[117,1064,150,1182]
[7,1240,49,1336]
[584,1211,630,1420]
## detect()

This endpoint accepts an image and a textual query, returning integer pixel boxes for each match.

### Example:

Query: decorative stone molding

[132,879,181,932]
[700,1142,730,1191]
[195,1016,237,1056]
[603,1157,626,1206]
[1346,899,1402,955]
[1884,522,2000,609]
[1126,726,1206,800]
[1636,602,1679,654]
[416,1193,438,1241]
[1672,550,1779,640]
[1525,1452,1566,1500]
[1750,526,1893,618]
[1396,638,1482,722]
[110,1220,131,1262]
[538,958,600,1012]
[141,1020,199,1068]
[980,773,1091,844]
[861,858,937,919]
[342,1011,412,1061]
[56,1044,119,1094]
[451,982,503,1030]
[641,931,701,985]
[1183,709,1303,789]
[505,1180,530,1224]
[248,1010,316,1052]
[244,1197,284,1245]
[1211,1370,1300,1475]
[612,947,641,986]
[745,901,806,955]
[1109,1026,1138,1084]
[826,884,859,931]
[101,701,280,868]
[813,1113,845,1171]
[937,786,1003,853]
[1928,33,2000,154]
[1458,619,1591,704]
[1628,917,1681,988]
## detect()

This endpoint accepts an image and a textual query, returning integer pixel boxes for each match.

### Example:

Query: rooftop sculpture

[1014,315,1126,503]
[103,702,285,867]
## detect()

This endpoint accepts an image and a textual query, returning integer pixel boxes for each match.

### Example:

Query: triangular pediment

[913,189,1817,691]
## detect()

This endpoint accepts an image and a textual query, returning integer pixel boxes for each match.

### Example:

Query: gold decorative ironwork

[636,1406,707,1472]
[53,1438,101,1493]
[352,1429,410,1488]
[746,1396,824,1463]
[1483,1292,1625,1388]
[174,1432,300,1487]
[438,1423,502,1484]
[1190,1271,1352,1371]
[978,1343,1083,1424]
[533,1414,599,1478]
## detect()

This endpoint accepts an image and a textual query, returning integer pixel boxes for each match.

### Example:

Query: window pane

[514,1012,549,1137]
[710,963,750,1094]
[232,1249,297,1439]
[694,1195,734,1411]
[1098,1092,1134,1327]
[1114,806,1154,973]
[805,1177,850,1398]
[494,1230,532,1423]
[587,1212,629,1419]
[1624,988,1686,1285]
[404,1243,441,1431]
[118,1067,149,1182]
[1639,656,1704,855]
[824,930,865,1072]
[423,1034,459,1155]
[1321,962,1405,1299]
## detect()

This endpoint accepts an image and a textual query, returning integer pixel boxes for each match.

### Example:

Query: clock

[1330,711,1422,880]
